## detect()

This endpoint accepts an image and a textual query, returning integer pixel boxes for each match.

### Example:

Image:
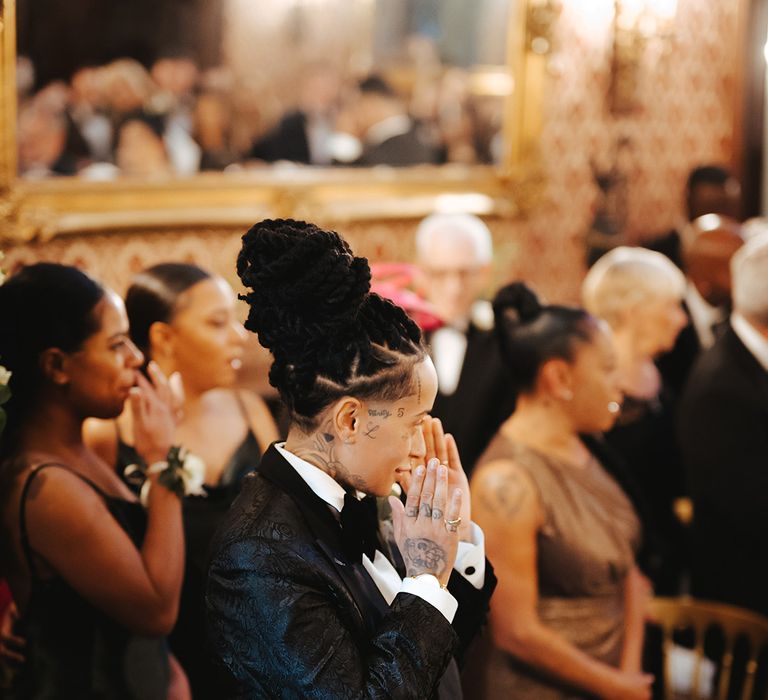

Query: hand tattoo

[404,538,447,577]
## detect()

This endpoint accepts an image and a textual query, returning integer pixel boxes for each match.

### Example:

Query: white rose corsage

[125,446,207,506]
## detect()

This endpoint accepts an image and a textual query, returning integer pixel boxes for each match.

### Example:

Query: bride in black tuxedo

[205,219,496,699]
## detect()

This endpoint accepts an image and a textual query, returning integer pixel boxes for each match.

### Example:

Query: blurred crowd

[17,54,505,179]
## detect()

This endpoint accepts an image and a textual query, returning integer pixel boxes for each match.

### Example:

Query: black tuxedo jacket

[427,325,517,478]
[205,445,496,699]
[678,327,768,615]
[355,126,440,167]
[249,111,311,164]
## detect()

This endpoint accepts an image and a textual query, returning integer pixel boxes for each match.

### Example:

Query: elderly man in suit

[415,213,516,477]
[678,232,768,616]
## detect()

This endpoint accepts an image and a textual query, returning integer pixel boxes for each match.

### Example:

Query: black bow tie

[340,493,380,563]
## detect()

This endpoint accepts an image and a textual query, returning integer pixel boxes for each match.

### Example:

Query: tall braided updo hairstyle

[493,281,595,395]
[238,219,426,431]
[0,263,105,461]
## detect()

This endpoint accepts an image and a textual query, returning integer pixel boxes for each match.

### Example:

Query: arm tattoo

[403,538,447,577]
[480,470,530,519]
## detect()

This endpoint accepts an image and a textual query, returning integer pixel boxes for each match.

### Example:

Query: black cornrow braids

[237,219,426,431]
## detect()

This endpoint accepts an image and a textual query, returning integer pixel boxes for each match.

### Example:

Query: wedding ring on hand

[444,516,462,532]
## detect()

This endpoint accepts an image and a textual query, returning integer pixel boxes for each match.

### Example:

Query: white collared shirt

[274,442,486,623]
[731,313,768,372]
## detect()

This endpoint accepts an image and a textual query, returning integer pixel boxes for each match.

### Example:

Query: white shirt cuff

[400,574,458,623]
[454,522,486,589]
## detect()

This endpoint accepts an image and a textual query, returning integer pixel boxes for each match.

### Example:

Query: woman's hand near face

[389,459,462,588]
[130,362,183,465]
[422,417,472,540]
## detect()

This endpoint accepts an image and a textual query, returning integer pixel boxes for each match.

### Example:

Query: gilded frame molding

[0,0,547,242]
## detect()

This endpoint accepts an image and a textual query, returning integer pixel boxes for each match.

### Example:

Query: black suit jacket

[249,111,311,164]
[678,327,768,615]
[355,126,440,167]
[428,325,517,478]
[205,445,496,698]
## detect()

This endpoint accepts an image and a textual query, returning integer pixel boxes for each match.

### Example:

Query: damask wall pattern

[2,0,740,304]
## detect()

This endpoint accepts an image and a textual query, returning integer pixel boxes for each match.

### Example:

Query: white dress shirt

[274,443,486,623]
[731,313,768,372]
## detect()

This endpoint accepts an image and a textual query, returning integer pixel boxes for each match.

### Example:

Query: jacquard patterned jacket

[205,444,495,699]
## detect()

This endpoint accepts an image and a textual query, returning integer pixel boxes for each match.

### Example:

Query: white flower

[0,365,11,385]
[180,452,207,497]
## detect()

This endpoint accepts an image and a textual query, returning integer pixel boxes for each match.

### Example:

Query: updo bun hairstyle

[493,281,595,395]
[0,263,105,461]
[237,219,425,431]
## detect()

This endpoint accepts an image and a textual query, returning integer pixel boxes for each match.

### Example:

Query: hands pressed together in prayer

[389,416,471,587]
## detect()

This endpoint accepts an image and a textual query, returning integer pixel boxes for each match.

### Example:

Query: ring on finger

[444,516,462,532]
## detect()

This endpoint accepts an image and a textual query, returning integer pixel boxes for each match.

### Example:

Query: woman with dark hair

[470,282,651,700]
[205,219,496,699]
[0,263,188,699]
[85,262,278,699]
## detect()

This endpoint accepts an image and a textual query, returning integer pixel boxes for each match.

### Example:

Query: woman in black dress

[0,263,188,698]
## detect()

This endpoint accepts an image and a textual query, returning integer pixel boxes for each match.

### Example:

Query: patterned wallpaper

[2,0,740,304]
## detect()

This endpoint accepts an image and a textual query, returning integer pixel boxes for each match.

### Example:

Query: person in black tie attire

[678,232,768,616]
[655,214,744,397]
[206,219,496,699]
[415,213,516,477]
[644,165,741,271]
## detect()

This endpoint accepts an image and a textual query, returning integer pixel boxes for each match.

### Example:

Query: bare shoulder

[471,459,540,524]
[21,464,111,537]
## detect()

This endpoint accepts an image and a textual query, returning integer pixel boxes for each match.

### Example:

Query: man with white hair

[678,232,768,615]
[415,213,515,475]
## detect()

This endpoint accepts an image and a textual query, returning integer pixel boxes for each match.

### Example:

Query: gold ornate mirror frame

[0,0,547,242]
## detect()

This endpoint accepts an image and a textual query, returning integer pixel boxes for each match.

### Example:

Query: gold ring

[444,517,462,526]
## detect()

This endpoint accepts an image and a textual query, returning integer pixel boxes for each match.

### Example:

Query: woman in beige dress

[471,282,652,700]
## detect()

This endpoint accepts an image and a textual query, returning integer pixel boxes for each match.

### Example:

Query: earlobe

[148,321,175,362]
[333,397,361,444]
[39,348,69,386]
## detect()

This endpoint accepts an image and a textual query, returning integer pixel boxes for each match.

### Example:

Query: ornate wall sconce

[609,0,677,113]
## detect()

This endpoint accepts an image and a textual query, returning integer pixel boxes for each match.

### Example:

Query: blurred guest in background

[85,263,278,699]
[471,282,651,700]
[415,213,515,476]
[583,247,688,593]
[645,165,742,270]
[249,64,342,165]
[342,74,440,166]
[656,214,744,397]
[679,233,768,617]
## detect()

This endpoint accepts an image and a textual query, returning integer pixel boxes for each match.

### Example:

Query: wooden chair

[649,596,768,700]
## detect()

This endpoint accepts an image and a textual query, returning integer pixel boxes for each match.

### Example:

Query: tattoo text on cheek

[367,409,391,419]
[363,422,380,439]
